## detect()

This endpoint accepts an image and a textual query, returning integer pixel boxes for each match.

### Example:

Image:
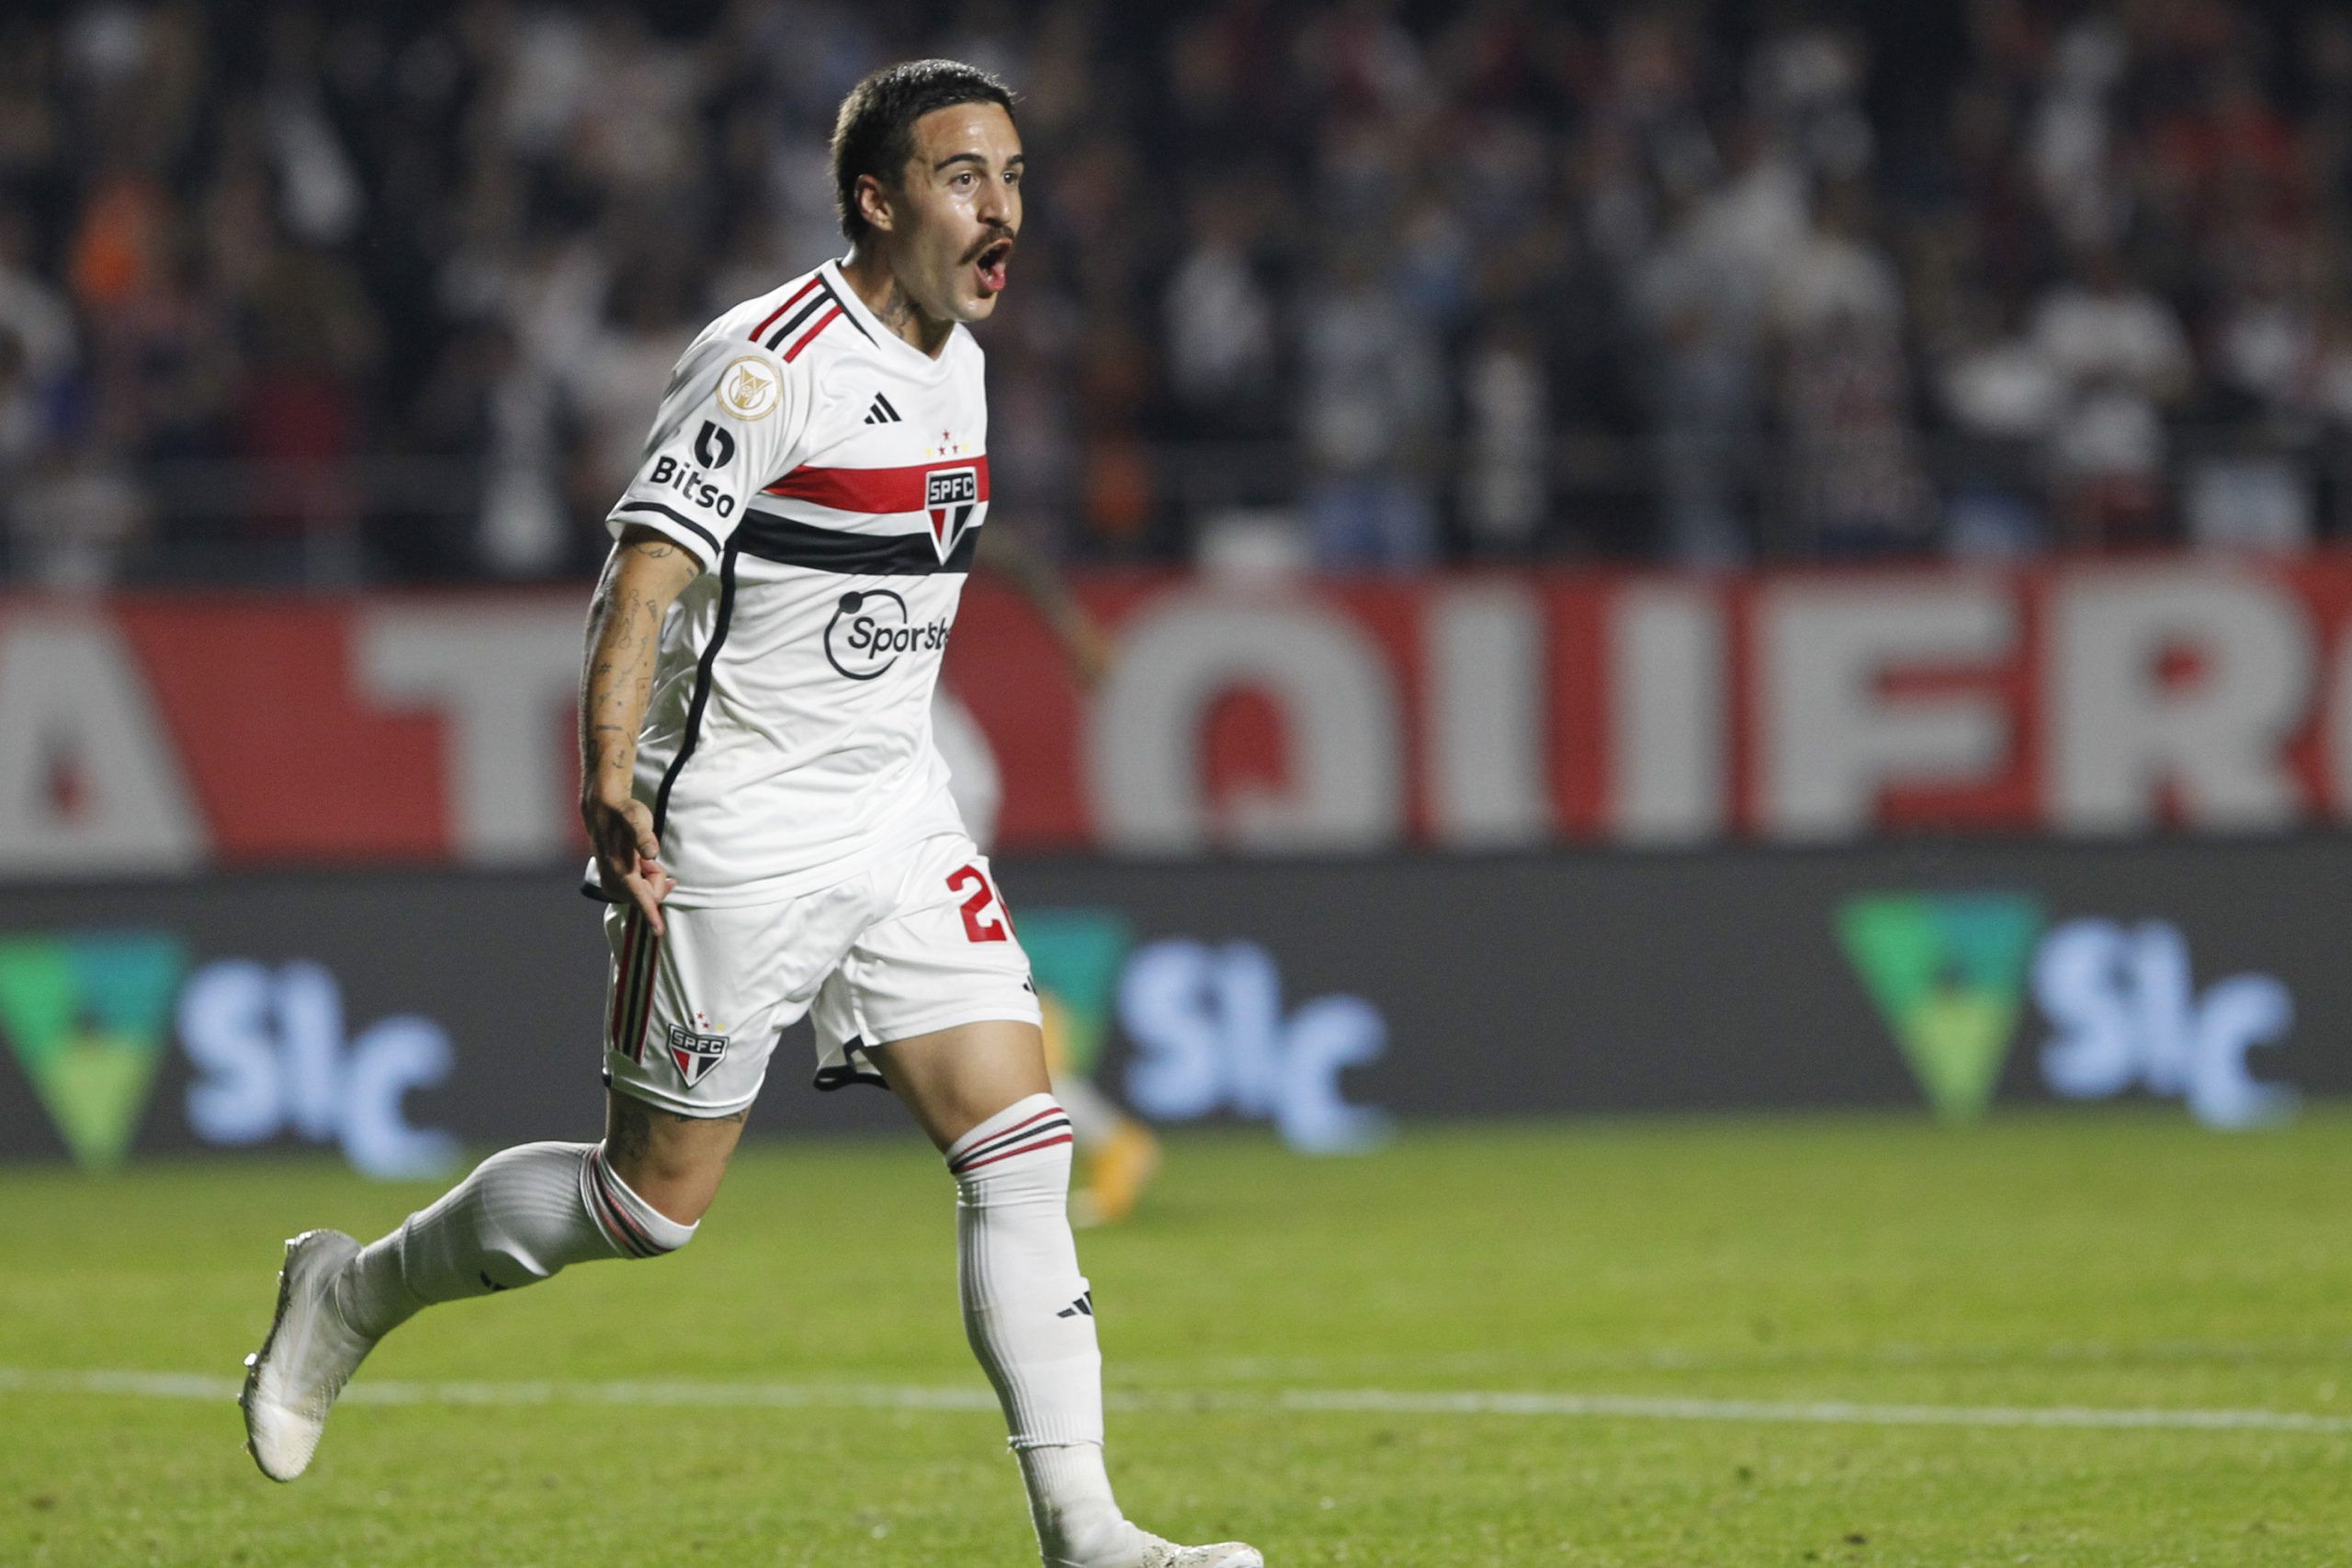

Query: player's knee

[586,1142,702,1258]
[635,1187,710,1235]
[585,1133,700,1259]
[600,1093,741,1228]
[946,1093,1076,1207]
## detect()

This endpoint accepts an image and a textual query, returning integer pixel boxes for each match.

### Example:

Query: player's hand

[583,795,677,934]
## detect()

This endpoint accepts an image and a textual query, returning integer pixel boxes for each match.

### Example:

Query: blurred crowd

[2,0,2351,586]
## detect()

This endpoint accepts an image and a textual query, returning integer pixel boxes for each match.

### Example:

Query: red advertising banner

[4,554,2348,876]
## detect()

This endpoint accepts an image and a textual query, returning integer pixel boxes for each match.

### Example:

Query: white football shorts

[601,831,1040,1117]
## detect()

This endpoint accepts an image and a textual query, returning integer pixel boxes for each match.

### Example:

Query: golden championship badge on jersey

[718,356,780,420]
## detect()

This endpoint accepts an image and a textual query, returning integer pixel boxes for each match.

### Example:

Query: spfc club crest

[925,466,980,561]
[666,1024,729,1088]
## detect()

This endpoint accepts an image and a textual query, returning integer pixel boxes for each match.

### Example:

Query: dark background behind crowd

[1,0,2348,588]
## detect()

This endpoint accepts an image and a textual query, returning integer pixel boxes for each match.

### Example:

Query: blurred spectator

[2032,247,2191,545]
[1162,185,1279,441]
[1936,290,2062,556]
[0,216,77,402]
[0,0,2346,584]
[1457,317,1548,555]
[1635,118,1807,567]
[1768,182,1927,557]
[1300,244,1442,570]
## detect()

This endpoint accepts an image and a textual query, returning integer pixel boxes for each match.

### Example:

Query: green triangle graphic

[1837,894,2043,1123]
[0,932,186,1168]
[1018,910,1135,1078]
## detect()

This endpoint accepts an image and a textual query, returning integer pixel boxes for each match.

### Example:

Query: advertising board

[14,555,2352,877]
[0,834,2335,1171]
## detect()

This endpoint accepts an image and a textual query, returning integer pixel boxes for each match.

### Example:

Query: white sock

[335,1141,695,1339]
[949,1095,1132,1566]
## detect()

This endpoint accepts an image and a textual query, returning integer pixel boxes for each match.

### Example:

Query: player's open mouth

[975,240,1012,296]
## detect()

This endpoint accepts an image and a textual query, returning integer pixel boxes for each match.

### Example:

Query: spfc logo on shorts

[665,1024,729,1089]
[925,466,980,561]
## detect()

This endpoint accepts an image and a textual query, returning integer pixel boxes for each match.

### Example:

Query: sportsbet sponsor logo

[1837,894,2296,1128]
[0,931,184,1168]
[822,589,949,681]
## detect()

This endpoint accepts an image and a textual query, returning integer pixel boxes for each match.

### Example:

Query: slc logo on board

[1837,894,2297,1129]
[0,931,185,1168]
[0,928,460,1178]
[1022,908,1389,1155]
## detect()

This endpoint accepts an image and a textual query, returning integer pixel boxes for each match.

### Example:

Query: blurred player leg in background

[935,683,1159,1225]
[1046,1010,1159,1228]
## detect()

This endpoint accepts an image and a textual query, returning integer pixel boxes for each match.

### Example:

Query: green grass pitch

[4,1110,2349,1566]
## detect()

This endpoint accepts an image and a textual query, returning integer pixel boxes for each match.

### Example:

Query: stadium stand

[0,0,2348,585]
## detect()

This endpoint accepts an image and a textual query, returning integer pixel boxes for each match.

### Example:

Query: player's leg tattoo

[601,1091,750,1226]
[606,1094,655,1164]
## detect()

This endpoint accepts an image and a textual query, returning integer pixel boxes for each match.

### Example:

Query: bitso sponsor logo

[647,455,737,518]
[823,590,950,681]
[693,420,736,468]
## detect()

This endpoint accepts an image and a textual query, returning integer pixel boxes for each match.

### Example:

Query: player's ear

[856,173,896,235]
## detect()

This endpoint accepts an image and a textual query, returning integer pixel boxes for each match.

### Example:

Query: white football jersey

[592,260,992,906]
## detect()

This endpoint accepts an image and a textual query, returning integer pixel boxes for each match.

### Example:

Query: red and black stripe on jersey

[735,512,980,574]
[748,273,873,361]
[732,456,992,573]
[761,457,990,513]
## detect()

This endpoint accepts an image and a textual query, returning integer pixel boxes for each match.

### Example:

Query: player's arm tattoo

[579,531,696,804]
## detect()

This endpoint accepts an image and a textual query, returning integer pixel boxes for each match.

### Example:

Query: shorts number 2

[948,863,1010,943]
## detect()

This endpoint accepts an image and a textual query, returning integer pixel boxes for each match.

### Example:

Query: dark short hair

[831,60,1017,243]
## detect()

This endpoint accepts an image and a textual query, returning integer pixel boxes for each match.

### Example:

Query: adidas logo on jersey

[864,392,902,425]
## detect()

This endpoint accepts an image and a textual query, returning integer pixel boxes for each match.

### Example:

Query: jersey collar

[824,258,962,381]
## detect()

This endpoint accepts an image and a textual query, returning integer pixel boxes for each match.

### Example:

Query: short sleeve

[605,332,810,570]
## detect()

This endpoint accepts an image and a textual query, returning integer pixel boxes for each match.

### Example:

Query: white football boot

[1129,1540,1262,1568]
[239,1229,377,1481]
[1059,1530,1264,1568]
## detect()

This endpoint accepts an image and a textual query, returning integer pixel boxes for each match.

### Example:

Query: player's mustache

[965,229,1017,263]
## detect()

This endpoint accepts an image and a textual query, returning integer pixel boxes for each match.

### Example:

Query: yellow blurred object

[1073,1120,1160,1228]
